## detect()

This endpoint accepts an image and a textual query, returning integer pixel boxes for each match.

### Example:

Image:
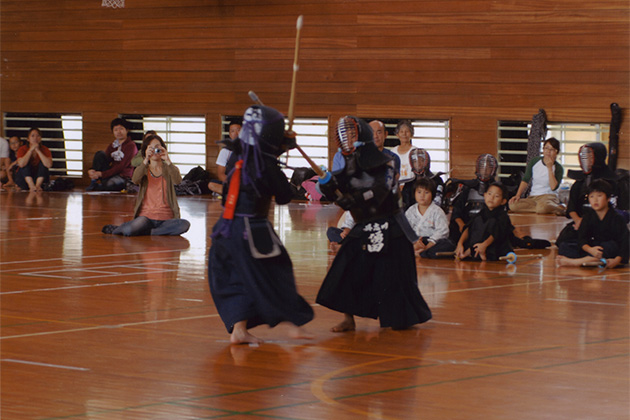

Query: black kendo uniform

[316,116,431,330]
[461,203,515,261]
[400,148,445,210]
[447,154,498,244]
[556,142,619,250]
[207,105,313,334]
[447,154,547,250]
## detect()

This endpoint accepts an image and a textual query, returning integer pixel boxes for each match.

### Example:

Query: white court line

[18,264,182,280]
[0,249,191,268]
[0,279,152,295]
[423,274,616,295]
[1,313,221,340]
[546,298,627,307]
[1,359,90,371]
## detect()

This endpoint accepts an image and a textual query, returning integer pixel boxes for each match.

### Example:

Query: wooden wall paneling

[1,0,628,184]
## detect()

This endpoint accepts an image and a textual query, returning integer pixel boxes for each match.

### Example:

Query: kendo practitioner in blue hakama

[208,105,314,344]
[316,116,432,332]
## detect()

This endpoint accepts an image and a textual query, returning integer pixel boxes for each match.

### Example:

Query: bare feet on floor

[556,255,583,267]
[230,321,263,345]
[230,329,263,345]
[287,324,315,340]
[330,314,355,332]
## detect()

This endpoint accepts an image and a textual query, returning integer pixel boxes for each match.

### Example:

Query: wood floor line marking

[0,248,193,267]
[310,349,630,417]
[310,356,406,420]
[427,274,606,295]
[1,358,91,371]
[33,341,630,420]
[0,257,190,275]
[0,279,153,296]
[545,297,628,306]
[0,313,222,340]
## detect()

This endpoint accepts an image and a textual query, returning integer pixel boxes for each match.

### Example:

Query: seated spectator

[326,211,355,253]
[447,154,498,244]
[101,134,190,236]
[131,130,158,167]
[369,120,400,175]
[208,121,241,196]
[509,137,565,215]
[446,154,550,250]
[455,182,514,261]
[2,136,24,189]
[556,142,619,250]
[0,137,9,189]
[87,118,138,191]
[15,128,52,192]
[405,177,454,258]
[401,148,445,210]
[557,179,628,269]
[393,120,417,186]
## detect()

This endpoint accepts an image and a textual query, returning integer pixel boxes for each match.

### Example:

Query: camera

[153,147,161,154]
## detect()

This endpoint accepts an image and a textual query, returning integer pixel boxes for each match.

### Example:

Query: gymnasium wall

[1,0,628,181]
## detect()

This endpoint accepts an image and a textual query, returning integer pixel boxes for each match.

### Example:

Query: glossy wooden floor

[1,190,628,420]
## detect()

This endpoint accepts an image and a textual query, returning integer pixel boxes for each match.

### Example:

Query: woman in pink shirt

[101,134,190,236]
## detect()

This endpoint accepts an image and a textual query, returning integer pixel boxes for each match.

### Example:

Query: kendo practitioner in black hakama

[316,116,432,332]
[556,142,619,253]
[207,105,314,344]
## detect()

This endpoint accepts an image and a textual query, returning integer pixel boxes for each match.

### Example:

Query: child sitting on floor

[405,177,454,258]
[455,182,514,261]
[556,179,629,269]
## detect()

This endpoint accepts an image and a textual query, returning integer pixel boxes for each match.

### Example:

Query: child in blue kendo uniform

[207,105,314,344]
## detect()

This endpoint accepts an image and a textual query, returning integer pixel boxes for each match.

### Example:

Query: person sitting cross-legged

[102,134,190,236]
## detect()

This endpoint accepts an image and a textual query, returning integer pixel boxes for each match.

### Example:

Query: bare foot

[230,329,263,345]
[556,255,577,267]
[230,320,263,345]
[331,314,355,332]
[329,242,341,253]
[287,324,314,340]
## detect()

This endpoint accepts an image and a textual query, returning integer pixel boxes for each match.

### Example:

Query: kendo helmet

[335,116,392,169]
[335,116,374,155]
[409,148,431,175]
[239,105,288,157]
[475,154,498,182]
[578,142,609,175]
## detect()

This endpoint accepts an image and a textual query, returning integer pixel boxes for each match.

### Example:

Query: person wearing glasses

[508,137,566,215]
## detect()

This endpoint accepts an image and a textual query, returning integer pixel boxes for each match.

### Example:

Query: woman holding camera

[101,134,190,236]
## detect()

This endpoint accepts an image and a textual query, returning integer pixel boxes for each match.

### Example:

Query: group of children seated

[329,145,629,269]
